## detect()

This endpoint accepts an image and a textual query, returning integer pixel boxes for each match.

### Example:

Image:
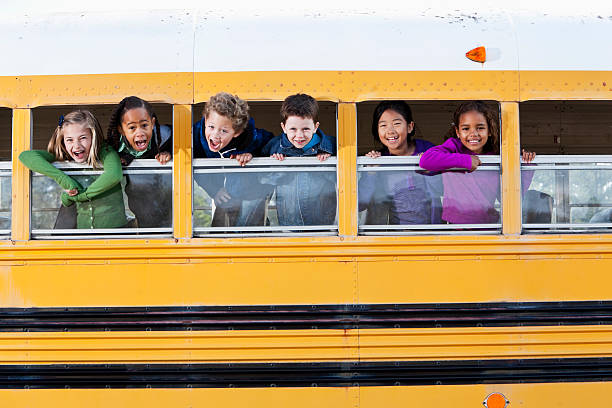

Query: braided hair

[107,96,162,164]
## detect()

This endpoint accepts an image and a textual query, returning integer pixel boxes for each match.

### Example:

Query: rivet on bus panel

[483,392,509,408]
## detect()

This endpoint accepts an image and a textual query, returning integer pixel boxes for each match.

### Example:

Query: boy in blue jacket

[193,92,273,226]
[261,94,337,226]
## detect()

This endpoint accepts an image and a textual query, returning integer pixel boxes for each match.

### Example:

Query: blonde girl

[19,110,127,229]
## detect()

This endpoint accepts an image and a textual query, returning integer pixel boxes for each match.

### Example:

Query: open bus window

[29,104,173,239]
[192,101,338,237]
[0,108,11,237]
[357,100,502,235]
[520,101,612,233]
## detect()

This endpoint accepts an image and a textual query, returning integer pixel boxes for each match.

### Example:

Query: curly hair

[445,101,500,154]
[48,110,104,169]
[203,92,250,133]
[106,96,162,164]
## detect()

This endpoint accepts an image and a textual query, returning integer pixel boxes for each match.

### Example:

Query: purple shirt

[359,139,441,225]
[419,138,532,224]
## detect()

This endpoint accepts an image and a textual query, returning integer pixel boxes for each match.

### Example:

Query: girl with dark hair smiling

[359,101,441,225]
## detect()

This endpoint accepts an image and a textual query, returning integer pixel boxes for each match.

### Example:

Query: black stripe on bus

[2,301,612,331]
[1,358,612,388]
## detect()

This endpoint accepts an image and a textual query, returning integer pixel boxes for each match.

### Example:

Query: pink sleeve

[419,139,473,171]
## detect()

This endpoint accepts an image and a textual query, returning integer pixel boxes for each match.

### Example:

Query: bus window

[192,100,338,237]
[357,100,502,235]
[520,101,612,233]
[0,108,11,237]
[29,104,173,239]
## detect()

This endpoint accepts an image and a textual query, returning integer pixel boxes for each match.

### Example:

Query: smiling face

[62,123,93,163]
[118,107,155,152]
[455,110,489,154]
[204,111,243,152]
[281,116,319,149]
[377,109,414,156]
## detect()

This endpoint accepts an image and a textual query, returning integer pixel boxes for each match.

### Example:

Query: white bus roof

[1,1,611,75]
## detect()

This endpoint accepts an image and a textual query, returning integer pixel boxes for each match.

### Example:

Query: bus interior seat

[589,208,612,223]
[523,190,553,223]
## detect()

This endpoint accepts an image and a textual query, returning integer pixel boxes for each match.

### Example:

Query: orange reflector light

[466,46,486,63]
[483,392,509,408]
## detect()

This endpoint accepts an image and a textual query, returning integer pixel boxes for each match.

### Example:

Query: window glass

[192,101,338,236]
[357,101,502,235]
[0,108,11,236]
[30,105,172,238]
[521,101,612,233]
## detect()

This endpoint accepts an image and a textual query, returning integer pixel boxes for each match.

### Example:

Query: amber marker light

[483,392,509,408]
[466,46,486,63]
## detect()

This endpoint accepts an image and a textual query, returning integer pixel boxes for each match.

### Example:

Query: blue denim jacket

[261,130,337,226]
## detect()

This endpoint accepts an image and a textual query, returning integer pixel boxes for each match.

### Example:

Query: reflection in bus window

[193,158,337,236]
[521,101,612,233]
[359,164,442,225]
[359,156,501,234]
[122,161,172,228]
[0,108,10,236]
[30,160,172,238]
[522,157,612,231]
[0,164,10,233]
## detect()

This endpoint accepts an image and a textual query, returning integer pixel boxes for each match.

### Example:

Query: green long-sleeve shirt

[19,145,127,229]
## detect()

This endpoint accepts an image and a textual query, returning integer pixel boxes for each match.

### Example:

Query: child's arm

[65,146,123,203]
[418,140,474,172]
[19,150,83,197]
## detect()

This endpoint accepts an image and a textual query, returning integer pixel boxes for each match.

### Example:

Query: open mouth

[133,138,149,151]
[208,138,222,151]
[466,138,482,146]
[71,149,87,162]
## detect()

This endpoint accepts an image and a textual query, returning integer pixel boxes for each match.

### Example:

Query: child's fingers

[271,153,285,161]
[317,153,331,161]
[470,155,481,172]
[365,150,381,158]
[155,152,171,165]
[521,149,536,163]
[215,189,231,203]
[236,153,253,166]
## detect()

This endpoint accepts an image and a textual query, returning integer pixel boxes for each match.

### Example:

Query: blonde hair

[203,92,249,132]
[47,110,104,169]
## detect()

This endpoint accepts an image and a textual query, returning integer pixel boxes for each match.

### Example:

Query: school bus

[1,3,612,407]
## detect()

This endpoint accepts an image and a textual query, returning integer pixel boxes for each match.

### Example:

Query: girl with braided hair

[107,96,172,165]
[107,96,172,228]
